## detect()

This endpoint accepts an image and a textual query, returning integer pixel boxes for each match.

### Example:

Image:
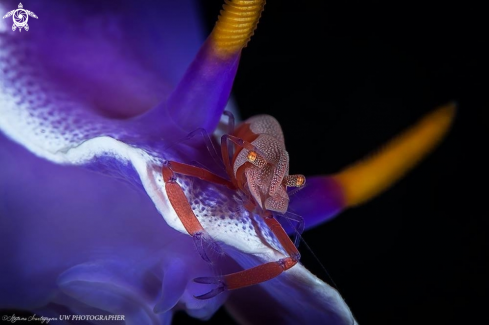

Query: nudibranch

[0,0,454,324]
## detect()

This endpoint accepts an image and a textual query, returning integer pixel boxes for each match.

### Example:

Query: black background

[175,1,488,324]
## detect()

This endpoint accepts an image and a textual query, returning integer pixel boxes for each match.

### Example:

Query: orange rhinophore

[331,103,456,207]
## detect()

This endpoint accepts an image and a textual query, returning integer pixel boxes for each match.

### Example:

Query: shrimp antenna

[276,210,304,247]
[280,215,340,291]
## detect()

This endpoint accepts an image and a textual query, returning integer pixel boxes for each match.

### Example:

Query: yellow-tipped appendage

[332,103,456,207]
[211,0,266,56]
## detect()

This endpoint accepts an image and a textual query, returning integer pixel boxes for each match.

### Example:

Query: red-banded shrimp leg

[222,134,269,158]
[221,111,236,168]
[162,161,235,263]
[222,111,235,135]
[220,134,238,188]
[185,128,223,169]
[194,212,300,299]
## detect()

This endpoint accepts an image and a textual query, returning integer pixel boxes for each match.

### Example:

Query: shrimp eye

[247,151,267,168]
[283,174,306,187]
[247,151,257,162]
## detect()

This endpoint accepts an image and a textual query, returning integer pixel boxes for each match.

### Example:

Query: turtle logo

[2,3,38,32]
